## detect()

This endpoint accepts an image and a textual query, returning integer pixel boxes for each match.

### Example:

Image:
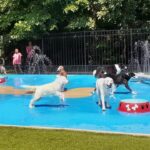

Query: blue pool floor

[0,74,150,135]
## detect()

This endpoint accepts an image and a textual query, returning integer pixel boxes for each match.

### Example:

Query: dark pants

[13,64,23,74]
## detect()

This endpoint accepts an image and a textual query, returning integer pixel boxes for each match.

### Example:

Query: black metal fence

[3,29,150,73]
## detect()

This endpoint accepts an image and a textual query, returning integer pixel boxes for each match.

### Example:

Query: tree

[0,0,65,39]
[0,0,149,40]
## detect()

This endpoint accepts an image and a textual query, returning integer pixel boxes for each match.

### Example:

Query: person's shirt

[13,52,22,65]
[26,46,32,56]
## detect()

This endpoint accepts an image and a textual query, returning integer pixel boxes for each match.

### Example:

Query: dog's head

[57,66,64,72]
[129,72,135,78]
[93,67,105,78]
[104,77,114,88]
[115,64,127,74]
[124,72,136,81]
[55,75,68,85]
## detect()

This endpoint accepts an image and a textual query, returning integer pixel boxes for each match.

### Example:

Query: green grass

[0,127,149,150]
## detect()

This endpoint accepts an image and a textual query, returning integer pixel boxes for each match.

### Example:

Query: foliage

[0,0,149,40]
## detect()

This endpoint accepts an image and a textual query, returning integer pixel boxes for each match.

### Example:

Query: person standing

[0,58,7,75]
[26,41,33,57]
[26,41,33,64]
[12,48,23,74]
[0,64,7,75]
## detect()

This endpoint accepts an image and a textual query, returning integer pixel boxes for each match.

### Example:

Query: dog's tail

[21,85,38,90]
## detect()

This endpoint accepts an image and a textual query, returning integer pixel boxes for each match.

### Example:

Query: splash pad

[0,86,94,98]
[1,74,150,135]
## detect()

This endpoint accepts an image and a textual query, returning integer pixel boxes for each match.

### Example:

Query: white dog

[96,77,114,111]
[23,75,68,108]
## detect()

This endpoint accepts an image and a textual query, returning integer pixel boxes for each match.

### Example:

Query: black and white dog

[93,64,136,94]
[94,64,127,78]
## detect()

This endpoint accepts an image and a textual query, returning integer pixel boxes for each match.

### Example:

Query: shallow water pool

[0,74,150,135]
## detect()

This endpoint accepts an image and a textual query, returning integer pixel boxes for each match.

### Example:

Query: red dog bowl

[0,77,6,84]
[118,99,150,113]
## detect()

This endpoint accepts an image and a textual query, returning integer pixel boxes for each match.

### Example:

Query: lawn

[0,127,149,150]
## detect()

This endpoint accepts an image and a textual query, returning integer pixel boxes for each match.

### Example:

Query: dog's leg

[111,83,116,94]
[96,87,101,106]
[96,80,106,111]
[92,88,96,94]
[29,96,41,108]
[99,84,106,111]
[124,80,132,92]
[105,95,111,109]
[101,94,106,111]
[29,97,39,108]
[29,90,41,108]
[98,100,102,106]
[116,84,119,88]
[55,91,65,102]
[124,82,137,94]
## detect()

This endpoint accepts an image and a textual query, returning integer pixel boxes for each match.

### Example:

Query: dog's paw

[106,105,111,109]
[21,85,27,88]
[132,91,137,95]
[102,108,106,111]
[60,94,65,102]
[110,94,116,99]
[29,104,35,109]
[91,90,95,95]
[21,85,32,89]
[62,97,65,102]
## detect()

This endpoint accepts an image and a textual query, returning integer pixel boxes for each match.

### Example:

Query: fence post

[130,29,133,71]
[42,37,44,53]
[0,36,4,57]
[84,31,87,72]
